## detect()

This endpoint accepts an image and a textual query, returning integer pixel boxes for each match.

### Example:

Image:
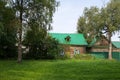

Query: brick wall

[63,45,86,57]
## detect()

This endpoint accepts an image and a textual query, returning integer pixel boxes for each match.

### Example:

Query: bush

[63,52,71,59]
[23,31,61,59]
[73,54,95,60]
[57,52,71,60]
[0,45,17,59]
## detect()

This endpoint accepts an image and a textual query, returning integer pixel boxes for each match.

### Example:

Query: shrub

[73,54,95,60]
[57,52,71,60]
[0,45,17,59]
[64,52,71,59]
[23,31,61,59]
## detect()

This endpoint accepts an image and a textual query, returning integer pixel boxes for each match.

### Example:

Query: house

[49,33,88,57]
[88,36,120,60]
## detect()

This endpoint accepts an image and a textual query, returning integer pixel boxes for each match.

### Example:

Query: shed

[88,36,120,60]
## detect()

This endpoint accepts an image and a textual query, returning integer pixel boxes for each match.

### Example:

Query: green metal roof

[112,41,120,48]
[49,33,88,46]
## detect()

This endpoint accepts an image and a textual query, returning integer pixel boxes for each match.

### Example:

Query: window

[60,50,64,56]
[65,36,71,42]
[74,48,80,54]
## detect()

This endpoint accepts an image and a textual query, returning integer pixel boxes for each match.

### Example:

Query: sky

[50,0,120,41]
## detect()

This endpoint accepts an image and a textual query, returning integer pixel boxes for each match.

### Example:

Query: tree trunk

[17,0,23,63]
[17,17,22,63]
[18,35,22,63]
[108,32,112,60]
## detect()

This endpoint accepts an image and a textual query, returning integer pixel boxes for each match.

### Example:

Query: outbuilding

[88,36,120,60]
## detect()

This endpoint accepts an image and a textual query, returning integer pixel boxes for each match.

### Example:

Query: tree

[23,0,60,59]
[5,0,59,62]
[77,0,120,59]
[0,1,17,59]
[77,7,101,43]
[23,26,47,59]
[23,29,60,59]
[101,0,120,59]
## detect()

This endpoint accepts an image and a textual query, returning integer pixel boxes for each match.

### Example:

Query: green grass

[0,59,120,80]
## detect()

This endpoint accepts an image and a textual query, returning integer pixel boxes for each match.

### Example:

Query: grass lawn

[0,59,120,80]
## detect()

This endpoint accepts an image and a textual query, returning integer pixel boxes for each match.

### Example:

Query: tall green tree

[5,0,59,62]
[77,0,120,59]
[23,0,59,59]
[0,1,17,58]
[77,7,100,43]
[101,0,120,59]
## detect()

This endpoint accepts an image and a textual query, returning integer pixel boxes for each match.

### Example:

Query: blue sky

[50,0,120,41]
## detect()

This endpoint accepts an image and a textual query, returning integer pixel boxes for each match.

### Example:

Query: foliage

[1,60,120,80]
[73,54,95,60]
[3,0,59,62]
[23,30,61,59]
[77,0,120,59]
[64,52,71,59]
[46,37,62,59]
[77,0,120,43]
[0,1,17,59]
[58,52,71,60]
[27,0,59,30]
[77,7,100,43]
